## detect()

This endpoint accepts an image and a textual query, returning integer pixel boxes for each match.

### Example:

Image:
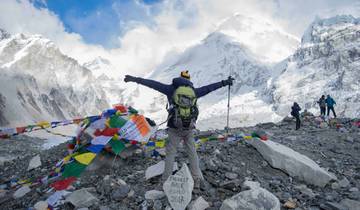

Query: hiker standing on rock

[291,102,301,130]
[317,95,326,117]
[325,95,337,118]
[124,71,234,189]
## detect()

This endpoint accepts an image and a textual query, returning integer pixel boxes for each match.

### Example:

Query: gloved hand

[222,76,235,86]
[124,75,137,83]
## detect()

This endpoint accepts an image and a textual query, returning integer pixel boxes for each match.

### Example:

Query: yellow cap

[180,70,190,80]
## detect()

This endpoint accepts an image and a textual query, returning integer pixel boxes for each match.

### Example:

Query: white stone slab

[189,196,210,210]
[28,155,41,171]
[145,160,178,180]
[163,163,194,210]
[248,139,336,187]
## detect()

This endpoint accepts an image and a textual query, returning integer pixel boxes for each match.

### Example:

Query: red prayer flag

[100,128,120,136]
[16,127,27,134]
[50,177,76,191]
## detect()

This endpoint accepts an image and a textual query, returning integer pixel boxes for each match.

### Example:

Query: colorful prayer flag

[74,152,96,165]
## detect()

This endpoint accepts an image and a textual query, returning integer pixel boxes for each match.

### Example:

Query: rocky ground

[0,114,359,210]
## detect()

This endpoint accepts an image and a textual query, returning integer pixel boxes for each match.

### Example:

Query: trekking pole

[226,76,231,134]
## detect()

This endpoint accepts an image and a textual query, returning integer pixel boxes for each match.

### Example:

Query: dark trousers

[292,114,301,130]
[320,107,326,116]
[327,106,337,117]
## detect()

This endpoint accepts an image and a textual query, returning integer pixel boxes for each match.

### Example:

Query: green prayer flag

[62,161,87,178]
[128,107,138,114]
[251,132,260,138]
[110,139,126,155]
[109,115,127,128]
[209,136,218,141]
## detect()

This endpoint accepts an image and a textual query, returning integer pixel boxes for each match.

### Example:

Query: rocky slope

[0,114,359,210]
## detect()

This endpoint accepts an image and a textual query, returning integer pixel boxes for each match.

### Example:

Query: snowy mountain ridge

[0,14,359,130]
[0,32,109,126]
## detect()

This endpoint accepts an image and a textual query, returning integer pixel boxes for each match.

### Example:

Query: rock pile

[0,115,359,209]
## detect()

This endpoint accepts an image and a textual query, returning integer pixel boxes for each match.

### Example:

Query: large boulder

[248,139,336,187]
[163,163,193,210]
[220,181,280,210]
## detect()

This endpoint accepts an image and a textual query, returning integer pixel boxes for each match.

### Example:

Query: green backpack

[171,86,199,128]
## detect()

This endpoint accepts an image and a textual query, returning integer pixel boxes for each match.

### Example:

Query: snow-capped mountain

[272,15,360,117]
[215,14,300,63]
[120,14,301,129]
[123,15,360,129]
[0,31,109,126]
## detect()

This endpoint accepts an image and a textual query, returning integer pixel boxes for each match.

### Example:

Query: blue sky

[32,0,163,48]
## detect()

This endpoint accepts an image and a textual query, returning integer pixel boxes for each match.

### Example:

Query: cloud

[0,0,359,77]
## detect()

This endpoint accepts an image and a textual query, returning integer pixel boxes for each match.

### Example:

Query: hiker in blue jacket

[124,71,234,189]
[325,95,337,118]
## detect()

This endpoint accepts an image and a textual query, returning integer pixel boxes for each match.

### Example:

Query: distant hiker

[291,102,301,130]
[325,95,337,118]
[317,95,326,116]
[124,70,234,189]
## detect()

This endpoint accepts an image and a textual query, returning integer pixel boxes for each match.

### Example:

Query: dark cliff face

[0,93,9,126]
[0,28,10,41]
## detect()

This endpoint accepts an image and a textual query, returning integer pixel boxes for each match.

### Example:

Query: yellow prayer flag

[155,140,165,148]
[37,121,51,128]
[244,136,252,140]
[74,152,96,165]
[200,138,208,143]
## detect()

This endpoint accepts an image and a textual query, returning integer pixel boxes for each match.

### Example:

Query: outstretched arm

[195,76,234,98]
[124,75,172,95]
[195,81,226,98]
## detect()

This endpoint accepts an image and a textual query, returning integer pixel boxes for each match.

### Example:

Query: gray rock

[340,199,360,210]
[220,181,280,210]
[319,202,347,210]
[225,172,238,180]
[154,200,163,210]
[188,196,210,210]
[13,186,31,199]
[65,188,99,208]
[247,139,337,187]
[34,201,48,210]
[349,187,359,192]
[349,191,360,200]
[163,163,194,210]
[295,185,316,198]
[112,185,130,201]
[99,206,110,210]
[27,154,41,171]
[145,190,165,200]
[145,160,178,180]
[338,177,350,188]
[331,182,340,190]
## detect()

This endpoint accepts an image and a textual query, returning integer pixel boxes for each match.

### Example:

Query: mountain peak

[214,14,300,63]
[302,15,360,44]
